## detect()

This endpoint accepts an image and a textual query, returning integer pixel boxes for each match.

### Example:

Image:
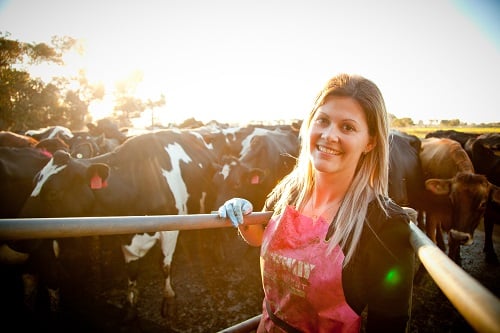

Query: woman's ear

[364,137,376,154]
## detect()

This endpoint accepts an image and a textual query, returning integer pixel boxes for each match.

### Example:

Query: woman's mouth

[317,145,342,155]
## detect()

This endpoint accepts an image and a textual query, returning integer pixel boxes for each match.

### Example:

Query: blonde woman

[219,73,414,332]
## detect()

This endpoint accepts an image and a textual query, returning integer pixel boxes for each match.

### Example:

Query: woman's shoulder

[369,197,411,221]
[361,197,414,262]
[366,197,413,235]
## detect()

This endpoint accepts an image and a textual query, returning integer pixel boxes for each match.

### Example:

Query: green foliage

[0,32,100,132]
[440,119,461,127]
[391,117,414,127]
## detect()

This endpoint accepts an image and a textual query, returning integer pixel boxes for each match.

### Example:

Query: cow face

[20,151,110,218]
[425,172,491,245]
[213,156,268,210]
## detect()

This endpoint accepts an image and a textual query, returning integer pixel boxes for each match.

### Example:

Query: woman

[219,73,414,332]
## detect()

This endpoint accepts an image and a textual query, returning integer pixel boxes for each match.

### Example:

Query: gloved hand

[218,198,253,227]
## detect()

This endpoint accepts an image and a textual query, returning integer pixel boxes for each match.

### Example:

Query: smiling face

[309,96,375,178]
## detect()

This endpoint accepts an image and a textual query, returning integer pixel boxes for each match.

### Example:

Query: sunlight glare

[88,97,114,123]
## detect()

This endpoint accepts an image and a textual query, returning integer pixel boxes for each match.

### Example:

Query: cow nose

[449,229,473,245]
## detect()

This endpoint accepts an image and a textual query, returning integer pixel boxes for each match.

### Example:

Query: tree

[440,119,461,127]
[145,94,166,128]
[0,32,103,131]
[112,71,166,128]
[391,117,414,127]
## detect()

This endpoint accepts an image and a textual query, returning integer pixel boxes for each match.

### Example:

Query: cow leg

[435,226,446,252]
[159,230,179,318]
[425,213,438,245]
[483,206,498,264]
[417,211,425,231]
[447,237,461,265]
[121,232,160,321]
[24,239,64,317]
[21,273,38,314]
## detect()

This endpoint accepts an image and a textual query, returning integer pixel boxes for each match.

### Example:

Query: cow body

[419,137,500,264]
[0,131,38,148]
[25,126,74,143]
[425,129,479,148]
[388,131,426,213]
[0,147,60,315]
[467,133,500,262]
[0,147,52,218]
[19,129,219,319]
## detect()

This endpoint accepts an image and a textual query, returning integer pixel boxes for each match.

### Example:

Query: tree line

[0,32,165,132]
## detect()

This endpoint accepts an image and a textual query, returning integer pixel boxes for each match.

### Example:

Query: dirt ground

[2,224,499,333]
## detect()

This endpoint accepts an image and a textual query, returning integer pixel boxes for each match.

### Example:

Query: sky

[1,0,499,126]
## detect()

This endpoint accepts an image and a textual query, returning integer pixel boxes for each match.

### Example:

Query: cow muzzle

[449,229,473,246]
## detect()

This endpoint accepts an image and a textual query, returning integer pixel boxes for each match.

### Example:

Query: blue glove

[218,198,253,227]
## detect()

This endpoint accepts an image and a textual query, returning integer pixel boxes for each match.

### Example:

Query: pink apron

[258,206,361,333]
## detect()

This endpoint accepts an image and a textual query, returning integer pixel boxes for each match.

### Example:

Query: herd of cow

[0,120,499,325]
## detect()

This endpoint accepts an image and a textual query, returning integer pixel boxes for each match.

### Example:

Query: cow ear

[425,179,451,195]
[491,184,500,205]
[247,168,266,185]
[87,163,110,189]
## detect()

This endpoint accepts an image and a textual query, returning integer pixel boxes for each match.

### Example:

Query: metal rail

[1,213,499,332]
[409,222,500,333]
[0,212,273,240]
[217,315,262,333]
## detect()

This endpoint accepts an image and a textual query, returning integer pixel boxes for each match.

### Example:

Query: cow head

[20,150,110,218]
[425,172,495,246]
[212,156,268,210]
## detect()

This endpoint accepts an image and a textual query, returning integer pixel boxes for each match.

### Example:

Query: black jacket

[341,198,414,333]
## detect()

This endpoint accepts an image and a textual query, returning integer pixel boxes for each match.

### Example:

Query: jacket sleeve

[364,204,415,333]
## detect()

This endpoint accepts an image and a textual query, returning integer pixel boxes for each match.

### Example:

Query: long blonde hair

[265,73,389,265]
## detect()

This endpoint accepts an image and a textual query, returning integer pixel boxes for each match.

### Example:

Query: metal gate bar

[0,212,273,240]
[409,222,500,333]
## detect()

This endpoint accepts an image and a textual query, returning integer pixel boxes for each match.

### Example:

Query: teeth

[318,145,341,155]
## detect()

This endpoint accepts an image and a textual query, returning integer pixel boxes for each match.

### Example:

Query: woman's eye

[342,124,355,132]
[315,117,329,126]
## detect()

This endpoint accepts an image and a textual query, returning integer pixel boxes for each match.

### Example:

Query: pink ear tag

[251,174,260,184]
[41,149,52,158]
[90,173,103,189]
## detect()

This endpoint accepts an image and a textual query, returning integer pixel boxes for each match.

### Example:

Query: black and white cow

[0,147,52,218]
[0,146,60,316]
[212,126,300,211]
[19,129,219,319]
[25,126,74,143]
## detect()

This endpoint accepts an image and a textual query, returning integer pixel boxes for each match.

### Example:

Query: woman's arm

[218,197,265,246]
[237,224,265,247]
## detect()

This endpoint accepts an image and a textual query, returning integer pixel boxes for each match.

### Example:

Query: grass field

[391,126,500,138]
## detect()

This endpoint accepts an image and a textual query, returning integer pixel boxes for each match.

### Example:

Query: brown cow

[420,137,500,264]
[0,131,38,148]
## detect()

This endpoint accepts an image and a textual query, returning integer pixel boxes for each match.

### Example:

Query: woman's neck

[304,171,353,221]
[313,170,353,205]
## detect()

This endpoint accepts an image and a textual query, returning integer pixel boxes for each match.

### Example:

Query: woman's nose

[322,125,339,142]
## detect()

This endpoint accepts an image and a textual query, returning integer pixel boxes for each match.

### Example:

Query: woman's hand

[217,198,253,227]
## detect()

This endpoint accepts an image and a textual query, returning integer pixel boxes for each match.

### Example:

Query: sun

[87,97,115,123]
